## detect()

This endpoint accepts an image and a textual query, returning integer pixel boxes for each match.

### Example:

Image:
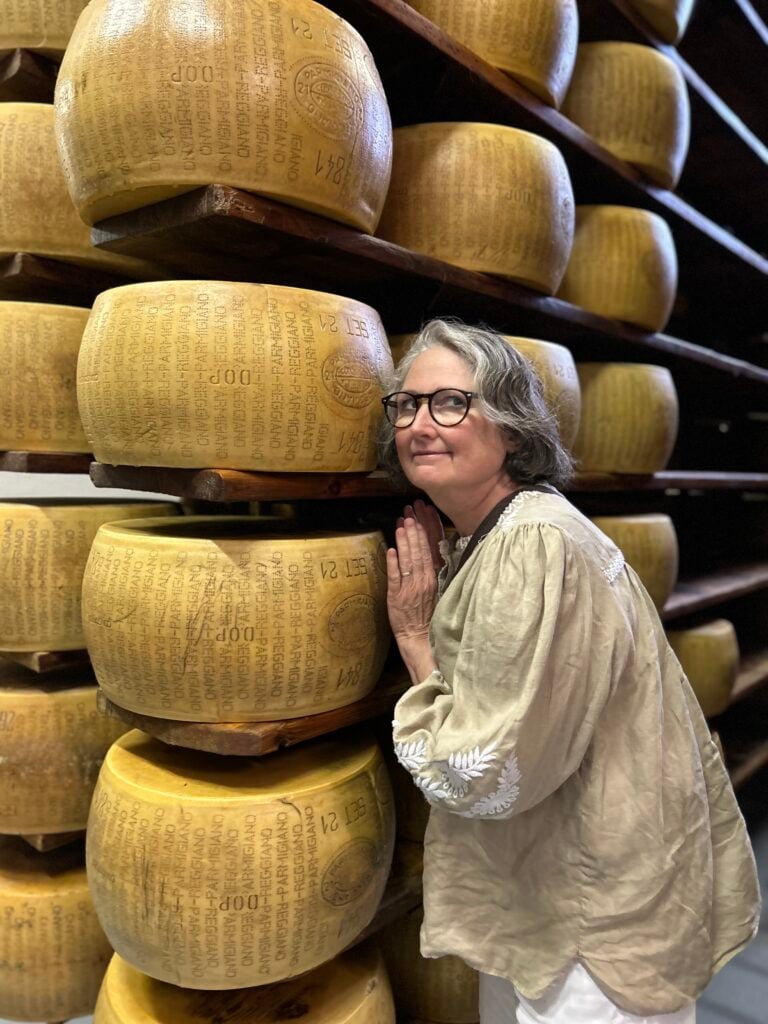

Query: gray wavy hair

[379,319,574,488]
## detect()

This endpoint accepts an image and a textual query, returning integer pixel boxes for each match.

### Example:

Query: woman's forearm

[397,635,438,686]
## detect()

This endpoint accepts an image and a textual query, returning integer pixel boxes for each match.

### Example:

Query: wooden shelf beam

[0,48,58,103]
[0,252,132,306]
[730,650,768,705]
[0,649,90,674]
[730,739,768,789]
[662,561,768,620]
[20,830,85,853]
[0,451,92,474]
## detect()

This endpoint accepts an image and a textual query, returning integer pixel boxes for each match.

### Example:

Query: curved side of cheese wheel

[0,501,177,651]
[376,122,575,294]
[86,730,395,989]
[95,943,395,1023]
[625,0,697,44]
[0,301,90,453]
[54,0,392,232]
[76,281,393,472]
[590,514,678,611]
[405,0,579,107]
[0,837,112,1022]
[573,363,679,474]
[561,42,690,189]
[667,620,740,718]
[0,0,90,55]
[557,205,678,332]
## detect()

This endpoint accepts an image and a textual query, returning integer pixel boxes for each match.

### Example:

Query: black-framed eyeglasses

[381,389,476,428]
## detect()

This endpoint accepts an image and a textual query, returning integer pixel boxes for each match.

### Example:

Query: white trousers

[479,964,696,1024]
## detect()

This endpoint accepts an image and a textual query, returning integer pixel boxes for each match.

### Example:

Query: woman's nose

[410,400,437,432]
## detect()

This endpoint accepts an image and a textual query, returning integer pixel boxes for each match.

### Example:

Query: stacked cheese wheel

[562,43,690,189]
[0,661,126,836]
[0,103,154,275]
[404,0,579,107]
[0,501,177,652]
[591,514,678,612]
[0,300,90,454]
[86,729,395,988]
[376,122,574,294]
[667,620,740,717]
[0,0,90,56]
[83,516,390,722]
[54,0,392,232]
[625,0,697,45]
[0,837,112,1022]
[95,943,395,1023]
[573,364,679,473]
[77,281,393,472]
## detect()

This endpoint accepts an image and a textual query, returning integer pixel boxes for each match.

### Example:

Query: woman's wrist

[396,634,438,685]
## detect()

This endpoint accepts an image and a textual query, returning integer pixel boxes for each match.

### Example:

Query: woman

[382,320,760,1024]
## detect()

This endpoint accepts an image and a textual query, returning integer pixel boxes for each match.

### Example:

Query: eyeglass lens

[386,389,470,427]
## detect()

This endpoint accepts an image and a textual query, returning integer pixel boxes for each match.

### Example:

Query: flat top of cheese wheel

[575,204,669,225]
[97,516,382,545]
[0,681,97,699]
[668,619,735,637]
[94,279,378,312]
[0,300,91,317]
[577,362,671,373]
[104,729,380,803]
[0,836,86,890]
[393,120,561,150]
[0,500,177,512]
[592,514,673,525]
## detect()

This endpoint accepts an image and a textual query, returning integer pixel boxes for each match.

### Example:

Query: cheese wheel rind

[0,1,91,56]
[625,0,696,44]
[667,620,740,718]
[591,514,678,611]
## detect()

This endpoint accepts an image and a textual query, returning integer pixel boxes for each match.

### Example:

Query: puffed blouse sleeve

[392,521,626,819]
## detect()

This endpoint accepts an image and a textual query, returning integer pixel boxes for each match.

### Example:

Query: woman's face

[395,346,511,496]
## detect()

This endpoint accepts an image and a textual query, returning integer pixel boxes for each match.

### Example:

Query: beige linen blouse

[392,489,760,1016]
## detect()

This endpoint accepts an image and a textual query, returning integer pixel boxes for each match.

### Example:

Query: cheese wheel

[573,363,678,473]
[95,943,395,1023]
[0,0,90,56]
[0,836,112,1022]
[0,500,177,652]
[380,906,479,1023]
[389,756,429,844]
[667,620,739,718]
[86,729,395,989]
[561,43,690,189]
[76,281,393,472]
[54,0,392,232]
[404,0,579,107]
[0,300,90,454]
[591,514,678,611]
[376,122,575,294]
[0,103,156,276]
[83,517,390,722]
[0,662,126,835]
[625,0,696,45]
[557,206,678,332]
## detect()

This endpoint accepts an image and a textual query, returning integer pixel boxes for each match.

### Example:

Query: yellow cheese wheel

[0,0,90,56]
[77,281,393,472]
[561,42,690,189]
[404,0,578,107]
[0,501,177,652]
[54,0,392,232]
[557,205,678,332]
[667,620,740,717]
[591,514,678,611]
[380,906,479,1023]
[83,516,390,722]
[0,103,156,276]
[376,122,574,294]
[0,300,90,454]
[573,363,679,473]
[625,0,697,45]
[95,943,395,1023]
[0,837,112,1022]
[86,729,395,989]
[0,662,126,835]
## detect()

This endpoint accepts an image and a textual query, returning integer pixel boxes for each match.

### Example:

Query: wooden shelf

[0,450,92,474]
[0,48,58,103]
[96,668,409,756]
[0,252,134,306]
[662,560,768,621]
[717,685,768,789]
[0,649,90,674]
[20,830,85,853]
[730,739,768,789]
[730,649,768,705]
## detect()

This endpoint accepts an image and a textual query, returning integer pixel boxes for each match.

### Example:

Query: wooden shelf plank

[0,252,134,306]
[0,649,90,674]
[96,669,409,756]
[662,561,768,621]
[0,451,92,474]
[730,650,768,705]
[0,48,58,103]
[20,830,85,853]
[730,739,768,789]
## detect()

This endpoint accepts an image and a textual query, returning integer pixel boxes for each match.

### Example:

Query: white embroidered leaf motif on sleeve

[461,752,522,818]
[443,745,498,797]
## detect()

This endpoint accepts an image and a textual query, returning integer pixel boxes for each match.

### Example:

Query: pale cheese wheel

[0,300,90,454]
[0,1,90,56]
[77,281,393,472]
[591,514,678,611]
[380,906,479,1023]
[54,0,392,232]
[0,103,156,276]
[404,0,579,107]
[557,205,678,332]
[0,662,126,835]
[0,837,112,1022]
[573,363,678,473]
[561,42,690,189]
[667,620,740,717]
[376,122,575,294]
[95,943,395,1024]
[86,729,395,989]
[0,500,177,652]
[625,0,697,45]
[389,755,429,843]
[82,517,391,722]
